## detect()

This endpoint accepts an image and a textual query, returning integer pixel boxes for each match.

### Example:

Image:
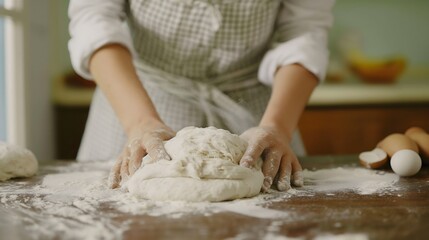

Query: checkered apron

[77,0,306,161]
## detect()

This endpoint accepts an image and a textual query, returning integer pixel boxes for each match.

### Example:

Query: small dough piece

[126,127,264,202]
[0,142,38,181]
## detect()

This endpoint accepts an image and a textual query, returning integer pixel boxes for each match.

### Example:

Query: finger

[125,138,141,176]
[120,147,131,183]
[240,140,268,169]
[291,157,304,187]
[276,155,292,192]
[128,146,146,176]
[145,137,171,161]
[108,157,123,189]
[261,149,282,192]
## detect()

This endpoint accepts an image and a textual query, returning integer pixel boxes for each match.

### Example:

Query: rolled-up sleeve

[258,0,335,85]
[68,0,134,79]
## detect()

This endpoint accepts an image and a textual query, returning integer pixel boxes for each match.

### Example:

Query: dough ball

[126,127,264,202]
[0,142,38,181]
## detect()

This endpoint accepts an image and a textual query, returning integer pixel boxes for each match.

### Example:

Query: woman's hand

[239,126,303,192]
[108,119,175,188]
[241,64,317,192]
[87,44,174,189]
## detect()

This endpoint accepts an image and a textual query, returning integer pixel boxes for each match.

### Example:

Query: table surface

[1,155,428,240]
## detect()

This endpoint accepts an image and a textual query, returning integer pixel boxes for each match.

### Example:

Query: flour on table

[0,160,400,240]
[125,126,264,202]
[302,167,400,195]
[314,233,369,240]
[0,142,38,181]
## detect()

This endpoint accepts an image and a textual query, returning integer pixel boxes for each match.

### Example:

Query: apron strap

[134,60,259,134]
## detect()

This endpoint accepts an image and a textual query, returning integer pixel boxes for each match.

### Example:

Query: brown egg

[405,127,426,136]
[405,127,429,164]
[377,133,419,157]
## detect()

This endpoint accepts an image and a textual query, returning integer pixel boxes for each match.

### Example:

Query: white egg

[390,149,422,177]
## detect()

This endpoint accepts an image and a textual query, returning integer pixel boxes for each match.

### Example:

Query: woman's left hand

[239,126,304,192]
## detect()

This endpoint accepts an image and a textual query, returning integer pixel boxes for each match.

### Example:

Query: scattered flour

[314,233,369,240]
[302,167,400,195]
[0,161,399,239]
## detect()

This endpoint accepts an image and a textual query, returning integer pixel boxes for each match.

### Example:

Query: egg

[377,133,419,157]
[405,127,426,136]
[359,148,388,169]
[390,149,422,177]
[405,127,429,164]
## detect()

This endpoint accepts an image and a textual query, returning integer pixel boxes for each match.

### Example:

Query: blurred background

[0,0,428,162]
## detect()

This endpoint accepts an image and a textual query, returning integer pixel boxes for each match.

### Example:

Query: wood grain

[1,156,428,239]
[299,105,429,155]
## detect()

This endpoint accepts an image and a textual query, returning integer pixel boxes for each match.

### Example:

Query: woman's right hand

[108,119,175,189]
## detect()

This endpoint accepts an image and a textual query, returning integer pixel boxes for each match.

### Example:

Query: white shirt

[69,0,335,161]
[69,0,335,84]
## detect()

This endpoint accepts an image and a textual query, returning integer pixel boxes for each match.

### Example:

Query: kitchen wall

[329,0,429,82]
[23,0,53,161]
[23,0,71,161]
[49,0,72,81]
[302,0,429,155]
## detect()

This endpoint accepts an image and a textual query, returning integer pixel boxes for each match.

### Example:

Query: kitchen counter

[1,155,429,239]
[52,76,429,107]
[309,83,429,106]
[52,76,94,107]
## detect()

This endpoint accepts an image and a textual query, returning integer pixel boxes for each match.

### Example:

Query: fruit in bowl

[347,51,407,84]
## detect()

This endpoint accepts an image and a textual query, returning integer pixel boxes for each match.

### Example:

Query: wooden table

[1,155,428,240]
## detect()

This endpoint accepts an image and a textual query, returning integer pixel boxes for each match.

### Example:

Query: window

[0,15,5,141]
[0,0,25,143]
[0,0,6,140]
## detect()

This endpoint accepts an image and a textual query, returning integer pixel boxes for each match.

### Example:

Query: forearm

[89,44,161,135]
[260,64,318,140]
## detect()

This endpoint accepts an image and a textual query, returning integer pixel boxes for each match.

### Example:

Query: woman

[69,0,335,191]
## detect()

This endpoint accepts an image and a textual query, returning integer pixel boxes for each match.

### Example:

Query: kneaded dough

[126,127,264,202]
[0,142,38,181]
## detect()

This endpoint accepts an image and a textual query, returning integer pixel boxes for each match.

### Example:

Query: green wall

[331,0,429,66]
